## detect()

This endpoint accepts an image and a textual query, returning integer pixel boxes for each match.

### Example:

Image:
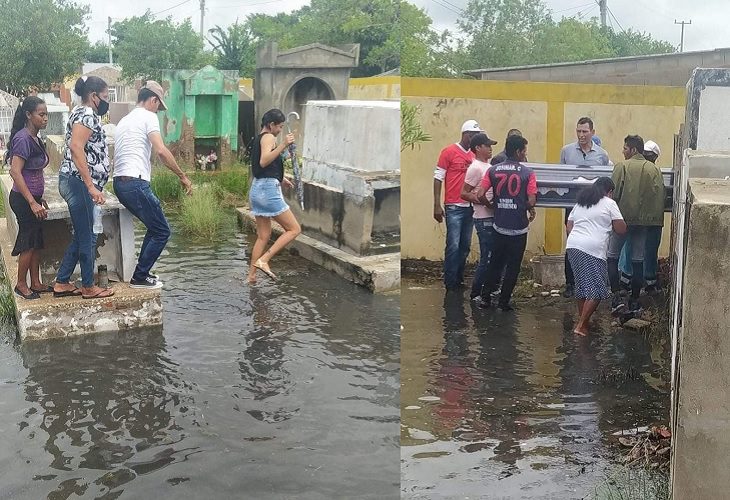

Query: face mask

[95,95,109,116]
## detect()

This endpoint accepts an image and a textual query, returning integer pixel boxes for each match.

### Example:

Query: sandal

[31,285,54,294]
[82,288,115,300]
[53,287,82,298]
[253,259,277,281]
[14,286,40,300]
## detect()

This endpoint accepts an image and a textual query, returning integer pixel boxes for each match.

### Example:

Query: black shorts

[9,190,44,256]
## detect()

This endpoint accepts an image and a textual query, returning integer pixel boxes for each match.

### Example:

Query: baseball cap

[142,80,167,110]
[461,119,484,133]
[644,140,660,156]
[470,133,498,150]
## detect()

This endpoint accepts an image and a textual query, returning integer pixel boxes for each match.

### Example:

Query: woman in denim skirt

[247,109,301,283]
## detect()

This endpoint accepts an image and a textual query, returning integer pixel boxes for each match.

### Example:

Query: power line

[439,0,465,13]
[151,0,195,16]
[554,2,595,15]
[428,0,463,16]
[575,5,597,21]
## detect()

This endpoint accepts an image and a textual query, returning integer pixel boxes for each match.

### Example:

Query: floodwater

[400,280,670,499]
[0,221,400,499]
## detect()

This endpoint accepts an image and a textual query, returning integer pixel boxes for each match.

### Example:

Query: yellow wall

[401,77,685,262]
[237,76,400,101]
[348,76,400,99]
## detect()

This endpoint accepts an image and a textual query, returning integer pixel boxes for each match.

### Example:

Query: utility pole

[108,17,113,65]
[199,0,205,39]
[675,19,692,52]
[599,0,607,28]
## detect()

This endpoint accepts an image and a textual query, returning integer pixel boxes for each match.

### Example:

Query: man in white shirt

[113,81,192,289]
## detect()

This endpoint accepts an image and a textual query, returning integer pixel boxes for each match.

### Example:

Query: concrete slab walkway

[236,207,400,293]
[0,218,161,341]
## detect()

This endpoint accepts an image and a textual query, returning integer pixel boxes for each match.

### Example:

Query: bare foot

[573,328,588,337]
[253,259,277,280]
[247,275,257,284]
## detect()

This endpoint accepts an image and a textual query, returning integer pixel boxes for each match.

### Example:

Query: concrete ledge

[530,254,565,288]
[0,219,162,341]
[236,207,400,293]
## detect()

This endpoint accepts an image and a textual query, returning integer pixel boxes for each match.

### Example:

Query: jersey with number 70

[481,160,538,235]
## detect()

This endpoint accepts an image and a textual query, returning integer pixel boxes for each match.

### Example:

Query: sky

[410,0,728,53]
[85,0,310,44]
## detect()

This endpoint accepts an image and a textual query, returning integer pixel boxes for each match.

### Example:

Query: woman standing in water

[6,96,50,299]
[53,75,114,299]
[247,108,301,283]
[566,177,626,336]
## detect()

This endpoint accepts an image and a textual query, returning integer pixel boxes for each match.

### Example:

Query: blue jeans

[113,178,171,282]
[444,205,473,289]
[470,218,494,298]
[56,172,98,287]
[619,225,662,286]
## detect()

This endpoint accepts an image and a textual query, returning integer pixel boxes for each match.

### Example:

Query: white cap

[644,140,661,156]
[461,119,484,133]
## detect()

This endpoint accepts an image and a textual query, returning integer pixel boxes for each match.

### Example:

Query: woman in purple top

[6,96,50,300]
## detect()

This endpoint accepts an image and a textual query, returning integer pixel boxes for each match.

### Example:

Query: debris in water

[418,396,441,402]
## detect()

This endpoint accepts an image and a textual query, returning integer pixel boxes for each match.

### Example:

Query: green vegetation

[149,164,249,239]
[401,101,431,151]
[0,0,87,94]
[111,12,211,82]
[178,184,226,239]
[402,0,676,77]
[0,269,15,321]
[150,169,184,204]
[592,468,669,500]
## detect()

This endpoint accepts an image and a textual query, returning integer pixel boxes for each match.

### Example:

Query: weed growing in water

[178,184,225,239]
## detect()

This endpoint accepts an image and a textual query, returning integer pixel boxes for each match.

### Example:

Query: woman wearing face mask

[53,75,114,299]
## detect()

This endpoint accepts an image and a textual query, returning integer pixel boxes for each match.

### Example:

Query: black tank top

[251,132,284,182]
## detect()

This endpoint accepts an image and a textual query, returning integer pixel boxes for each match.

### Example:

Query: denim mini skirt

[249,177,289,217]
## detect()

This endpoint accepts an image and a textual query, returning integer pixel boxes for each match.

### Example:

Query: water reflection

[0,226,400,499]
[13,329,193,498]
[401,281,670,498]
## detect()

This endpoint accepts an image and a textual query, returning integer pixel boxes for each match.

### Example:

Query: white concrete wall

[301,100,400,191]
[697,86,730,151]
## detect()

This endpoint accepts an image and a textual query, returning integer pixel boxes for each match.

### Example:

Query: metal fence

[0,90,19,150]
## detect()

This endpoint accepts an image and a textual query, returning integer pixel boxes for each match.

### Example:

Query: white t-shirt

[463,159,494,219]
[113,108,161,181]
[566,197,624,260]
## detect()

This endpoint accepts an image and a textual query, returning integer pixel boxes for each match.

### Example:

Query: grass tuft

[178,184,225,239]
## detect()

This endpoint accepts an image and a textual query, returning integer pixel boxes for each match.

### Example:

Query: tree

[0,0,87,94]
[245,0,406,77]
[532,18,614,64]
[416,0,676,77]
[111,12,209,82]
[207,22,256,77]
[85,41,115,64]
[457,0,556,70]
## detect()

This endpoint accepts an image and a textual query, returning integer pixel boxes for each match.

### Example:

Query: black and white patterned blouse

[60,105,109,188]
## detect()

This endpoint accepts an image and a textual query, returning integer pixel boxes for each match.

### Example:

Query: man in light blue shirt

[559,117,610,297]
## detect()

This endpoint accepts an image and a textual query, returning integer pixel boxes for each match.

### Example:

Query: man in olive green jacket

[607,135,665,313]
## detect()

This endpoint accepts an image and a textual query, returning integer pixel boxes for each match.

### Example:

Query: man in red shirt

[475,135,537,310]
[433,119,483,290]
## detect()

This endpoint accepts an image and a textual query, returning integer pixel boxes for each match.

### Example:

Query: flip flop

[14,286,40,300]
[31,285,54,294]
[53,288,82,298]
[253,259,278,281]
[82,289,115,300]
